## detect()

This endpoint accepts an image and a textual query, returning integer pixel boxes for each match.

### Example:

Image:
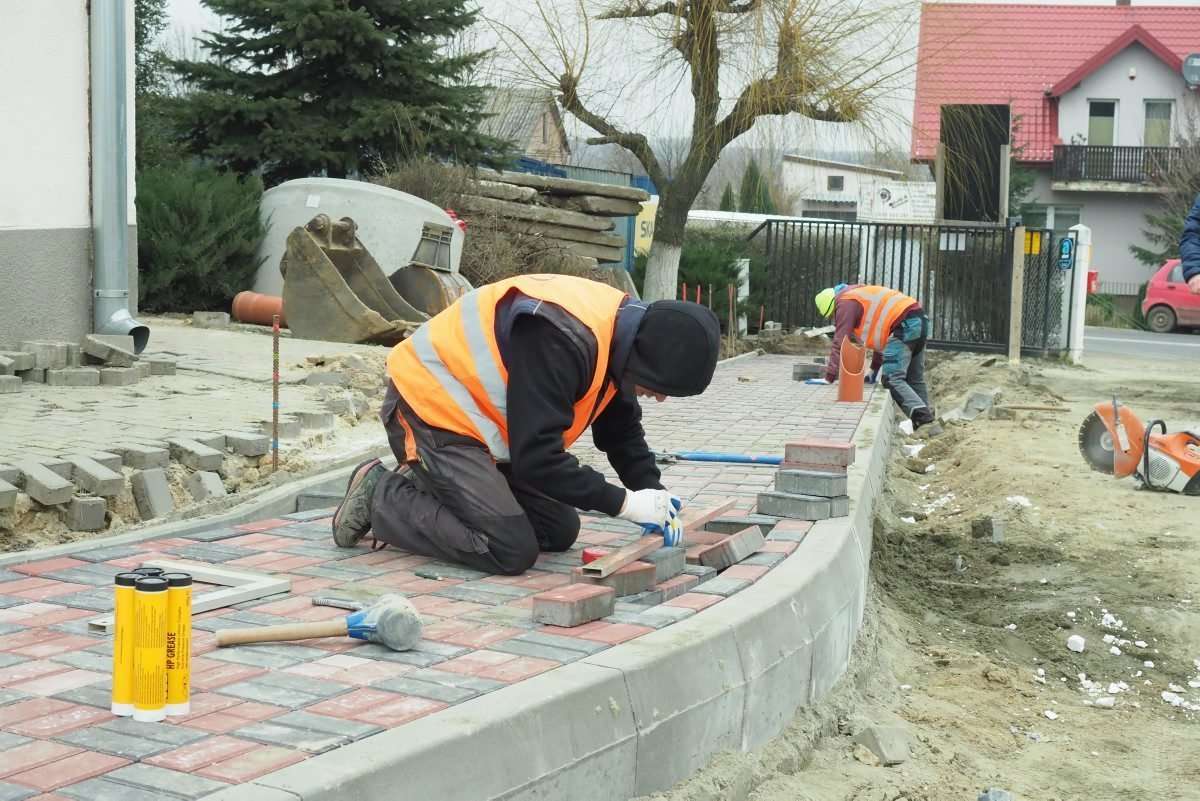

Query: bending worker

[331,274,722,576]
[1183,192,1200,295]
[811,283,935,430]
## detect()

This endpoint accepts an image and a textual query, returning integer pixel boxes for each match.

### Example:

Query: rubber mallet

[215,593,421,652]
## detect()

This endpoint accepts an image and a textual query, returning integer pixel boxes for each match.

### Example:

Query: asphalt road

[1085,326,1200,360]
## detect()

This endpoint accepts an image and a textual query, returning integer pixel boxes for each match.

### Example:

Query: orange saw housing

[1087,401,1200,493]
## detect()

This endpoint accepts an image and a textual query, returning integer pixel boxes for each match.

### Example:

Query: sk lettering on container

[133,575,168,722]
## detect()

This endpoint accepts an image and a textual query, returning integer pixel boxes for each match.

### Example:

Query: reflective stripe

[409,324,510,460]
[870,292,911,347]
[459,290,508,421]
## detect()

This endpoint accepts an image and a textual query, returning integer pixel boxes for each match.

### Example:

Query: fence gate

[757,220,1071,356]
[1021,228,1075,356]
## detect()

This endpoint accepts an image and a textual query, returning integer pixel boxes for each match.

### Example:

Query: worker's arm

[1181,193,1200,290]
[505,315,628,516]
[591,392,663,493]
[825,300,865,382]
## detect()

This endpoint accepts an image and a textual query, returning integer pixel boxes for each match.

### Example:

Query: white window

[1023,205,1081,236]
[1144,101,1173,147]
[1088,100,1117,146]
[827,175,845,191]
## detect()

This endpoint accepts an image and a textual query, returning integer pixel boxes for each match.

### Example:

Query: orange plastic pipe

[837,340,866,403]
[232,292,286,328]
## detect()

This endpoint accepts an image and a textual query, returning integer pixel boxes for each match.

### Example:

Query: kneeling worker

[331,274,722,576]
[812,283,935,429]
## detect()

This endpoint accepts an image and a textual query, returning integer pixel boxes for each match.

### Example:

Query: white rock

[898,419,914,436]
[1044,710,1058,720]
[1102,634,1117,644]
[925,464,936,473]
[1006,623,1017,631]
[1144,661,1155,668]
[1134,640,1148,648]
[1067,611,1076,619]
[1169,683,1186,693]
[1067,635,1086,653]
[1037,668,1046,677]
[1006,495,1033,507]
[902,443,926,458]
[900,516,916,524]
[1110,646,1123,656]
[1095,697,1116,709]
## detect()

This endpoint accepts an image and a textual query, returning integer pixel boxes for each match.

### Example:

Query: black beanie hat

[624,301,721,397]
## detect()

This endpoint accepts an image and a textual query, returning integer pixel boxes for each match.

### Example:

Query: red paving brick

[759,540,798,554]
[436,649,518,677]
[350,695,447,728]
[286,576,341,595]
[223,551,282,569]
[11,558,88,577]
[436,625,521,649]
[474,656,559,683]
[232,519,292,534]
[517,572,572,590]
[11,634,100,660]
[10,668,106,697]
[195,744,307,782]
[550,621,653,645]
[184,711,258,734]
[0,628,62,654]
[0,739,81,779]
[6,750,129,791]
[145,735,259,772]
[27,795,73,801]
[8,581,90,602]
[306,688,402,720]
[190,662,267,691]
[663,592,722,612]
[9,704,112,737]
[721,564,771,582]
[0,698,74,727]
[0,659,71,688]
[251,596,314,617]
[284,655,411,687]
[407,596,486,618]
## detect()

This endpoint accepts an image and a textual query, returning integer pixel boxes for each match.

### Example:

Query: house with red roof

[912,2,1200,294]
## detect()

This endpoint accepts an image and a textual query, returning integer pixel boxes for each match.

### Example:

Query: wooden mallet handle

[216,618,349,647]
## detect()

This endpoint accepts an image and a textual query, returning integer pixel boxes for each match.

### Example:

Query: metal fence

[756,220,1072,355]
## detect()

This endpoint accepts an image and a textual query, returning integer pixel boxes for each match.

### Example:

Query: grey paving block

[0,654,27,670]
[59,778,165,801]
[417,562,492,581]
[222,431,270,457]
[209,644,328,669]
[511,630,608,655]
[0,781,35,801]
[183,526,244,543]
[221,673,350,706]
[0,376,19,394]
[283,543,356,560]
[70,544,141,562]
[621,589,664,607]
[185,471,227,502]
[0,355,12,376]
[767,525,811,544]
[349,643,447,668]
[0,689,29,706]
[259,416,302,439]
[99,367,139,386]
[682,564,718,584]
[233,721,346,754]
[64,496,108,531]
[15,368,44,383]
[831,495,850,517]
[222,610,294,627]
[144,356,177,375]
[632,604,698,627]
[740,551,786,568]
[431,585,521,606]
[51,649,114,672]
[295,410,335,430]
[99,716,209,746]
[82,335,136,367]
[704,514,781,535]
[37,458,75,480]
[167,432,226,450]
[288,502,337,519]
[372,676,483,704]
[452,581,533,599]
[756,491,833,520]
[0,479,16,510]
[411,640,472,660]
[172,543,251,563]
[57,587,115,612]
[291,565,376,582]
[53,685,114,710]
[485,638,592,665]
[0,351,35,371]
[69,456,125,496]
[403,668,507,695]
[131,361,153,380]
[57,726,175,759]
[0,732,30,751]
[273,710,382,741]
[15,461,74,506]
[116,443,170,469]
[105,764,230,800]
[131,468,173,519]
[775,468,848,498]
[166,438,223,471]
[459,604,539,630]
[45,562,121,587]
[691,576,752,597]
[641,546,686,583]
[46,367,100,387]
[18,340,70,369]
[0,465,18,484]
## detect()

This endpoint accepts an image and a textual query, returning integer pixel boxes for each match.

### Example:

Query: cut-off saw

[1078,397,1200,494]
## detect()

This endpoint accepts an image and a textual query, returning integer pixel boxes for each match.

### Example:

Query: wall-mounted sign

[1058,237,1075,271]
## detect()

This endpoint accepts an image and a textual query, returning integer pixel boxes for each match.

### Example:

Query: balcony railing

[1053,145,1180,185]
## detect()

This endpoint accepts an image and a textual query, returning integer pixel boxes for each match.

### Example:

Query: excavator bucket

[280,214,469,345]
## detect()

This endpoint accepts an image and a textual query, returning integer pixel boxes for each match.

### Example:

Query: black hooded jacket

[497,292,719,517]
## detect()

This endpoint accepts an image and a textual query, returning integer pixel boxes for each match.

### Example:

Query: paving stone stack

[457,170,649,271]
[0,335,178,393]
[756,440,854,521]
[792,357,826,382]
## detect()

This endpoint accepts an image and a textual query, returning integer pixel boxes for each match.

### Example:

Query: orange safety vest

[841,286,918,351]
[386,274,627,461]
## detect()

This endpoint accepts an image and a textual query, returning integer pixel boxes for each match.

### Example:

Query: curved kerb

[204,390,895,801]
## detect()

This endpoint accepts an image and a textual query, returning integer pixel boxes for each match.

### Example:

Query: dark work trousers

[880,315,932,418]
[369,384,580,576]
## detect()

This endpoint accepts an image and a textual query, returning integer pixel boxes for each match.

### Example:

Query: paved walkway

[0,355,872,799]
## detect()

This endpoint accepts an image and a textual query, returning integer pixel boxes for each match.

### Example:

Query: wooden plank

[581,499,738,579]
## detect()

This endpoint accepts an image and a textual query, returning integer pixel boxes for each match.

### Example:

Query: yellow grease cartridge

[163,572,192,716]
[110,572,141,716]
[133,575,169,722]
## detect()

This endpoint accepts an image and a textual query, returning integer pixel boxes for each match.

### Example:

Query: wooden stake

[272,314,280,473]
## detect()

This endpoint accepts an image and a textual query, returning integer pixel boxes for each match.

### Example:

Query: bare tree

[491,0,915,299]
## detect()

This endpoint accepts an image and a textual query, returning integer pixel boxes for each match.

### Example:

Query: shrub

[136,163,266,312]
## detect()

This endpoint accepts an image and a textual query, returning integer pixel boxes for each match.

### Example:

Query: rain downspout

[91,0,149,352]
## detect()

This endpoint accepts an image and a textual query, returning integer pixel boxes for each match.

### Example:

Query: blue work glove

[618,490,683,546]
[804,378,830,385]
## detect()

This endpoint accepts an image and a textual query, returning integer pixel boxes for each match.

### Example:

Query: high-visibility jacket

[386,274,627,461]
[840,285,918,350]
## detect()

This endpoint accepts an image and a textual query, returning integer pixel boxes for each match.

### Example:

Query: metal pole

[272,315,280,473]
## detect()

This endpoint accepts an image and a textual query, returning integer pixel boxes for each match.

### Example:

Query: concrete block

[166,438,224,470]
[19,340,70,369]
[65,343,82,366]
[0,479,17,509]
[775,469,847,498]
[792,362,825,381]
[69,456,125,497]
[0,376,20,394]
[192,311,231,329]
[132,361,153,380]
[0,351,35,371]
[98,367,139,386]
[963,387,1002,419]
[16,461,75,506]
[131,468,174,520]
[532,584,615,627]
[971,516,1005,543]
[84,333,135,357]
[168,432,226,450]
[621,588,664,606]
[46,367,101,387]
[830,496,850,518]
[0,465,18,484]
[640,546,685,583]
[691,576,751,597]
[82,333,136,366]
[260,417,302,439]
[757,491,833,520]
[325,394,370,418]
[223,431,270,457]
[88,452,123,472]
[296,410,336,430]
[698,525,766,571]
[144,357,176,376]
[116,443,170,469]
[655,573,698,601]
[65,496,108,531]
[295,489,340,513]
[0,354,12,375]
[783,439,855,468]
[17,368,45,383]
[305,371,347,386]
[704,514,779,535]
[853,725,909,766]
[37,458,75,479]
[186,471,227,501]
[571,561,655,597]
[682,564,717,584]
[768,519,812,543]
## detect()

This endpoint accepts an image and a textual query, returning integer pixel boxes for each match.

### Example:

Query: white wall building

[778,156,906,221]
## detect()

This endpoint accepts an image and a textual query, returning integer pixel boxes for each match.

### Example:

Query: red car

[1142,259,1200,333]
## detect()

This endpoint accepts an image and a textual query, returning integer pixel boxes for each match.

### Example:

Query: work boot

[332,458,385,548]
[911,407,936,430]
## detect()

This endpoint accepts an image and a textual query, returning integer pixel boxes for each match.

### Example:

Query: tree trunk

[641,196,689,301]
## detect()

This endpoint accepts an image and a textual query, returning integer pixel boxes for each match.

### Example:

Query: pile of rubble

[458,170,648,271]
[0,335,175,393]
